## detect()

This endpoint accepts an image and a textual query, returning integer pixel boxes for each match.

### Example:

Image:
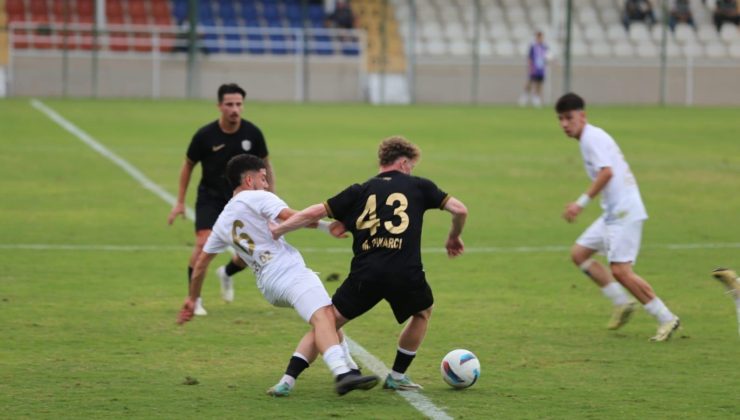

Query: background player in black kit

[167,83,275,315]
[270,136,468,391]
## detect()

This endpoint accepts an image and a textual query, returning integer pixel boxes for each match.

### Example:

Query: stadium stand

[391,0,740,60]
[3,0,361,56]
[3,0,739,60]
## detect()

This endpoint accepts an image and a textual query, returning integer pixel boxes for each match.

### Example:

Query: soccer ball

[440,349,480,389]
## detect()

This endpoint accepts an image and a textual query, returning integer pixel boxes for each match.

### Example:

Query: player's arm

[274,207,346,238]
[167,158,196,225]
[563,166,613,223]
[263,157,276,193]
[177,250,218,324]
[443,197,468,258]
[270,203,328,239]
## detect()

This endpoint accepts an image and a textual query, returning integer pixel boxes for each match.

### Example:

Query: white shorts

[258,265,332,322]
[576,216,644,264]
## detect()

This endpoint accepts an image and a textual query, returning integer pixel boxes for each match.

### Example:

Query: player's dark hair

[218,83,246,103]
[378,136,421,166]
[555,93,585,113]
[225,154,265,189]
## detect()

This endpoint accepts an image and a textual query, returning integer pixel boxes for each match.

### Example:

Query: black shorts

[332,270,434,324]
[529,74,545,82]
[194,186,229,232]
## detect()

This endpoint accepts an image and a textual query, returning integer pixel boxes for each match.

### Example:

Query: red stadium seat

[78,30,101,50]
[106,1,124,19]
[6,0,26,16]
[30,13,50,24]
[34,36,54,49]
[51,0,73,23]
[107,14,125,25]
[77,0,94,19]
[151,2,170,19]
[56,30,79,50]
[132,33,153,52]
[7,12,26,23]
[12,28,30,49]
[154,25,176,52]
[130,13,149,25]
[153,15,171,26]
[128,1,147,19]
[29,0,48,15]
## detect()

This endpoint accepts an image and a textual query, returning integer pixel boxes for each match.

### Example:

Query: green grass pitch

[0,98,739,419]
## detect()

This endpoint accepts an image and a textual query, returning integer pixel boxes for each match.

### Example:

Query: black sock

[391,350,415,375]
[224,261,245,277]
[188,266,193,287]
[285,356,310,380]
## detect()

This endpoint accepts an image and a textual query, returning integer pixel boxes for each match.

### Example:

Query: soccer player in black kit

[167,83,275,315]
[270,136,468,391]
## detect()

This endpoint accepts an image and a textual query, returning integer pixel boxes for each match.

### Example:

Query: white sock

[322,344,350,377]
[340,339,359,370]
[279,374,295,388]
[643,297,676,324]
[601,282,631,306]
[390,370,406,380]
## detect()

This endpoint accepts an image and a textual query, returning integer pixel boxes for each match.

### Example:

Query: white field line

[346,338,453,420]
[31,99,452,420]
[2,243,740,253]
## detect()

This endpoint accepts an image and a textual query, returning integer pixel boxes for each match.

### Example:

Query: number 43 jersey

[204,190,306,282]
[324,170,450,274]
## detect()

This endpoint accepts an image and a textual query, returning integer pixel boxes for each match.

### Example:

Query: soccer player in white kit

[177,154,378,395]
[555,93,680,342]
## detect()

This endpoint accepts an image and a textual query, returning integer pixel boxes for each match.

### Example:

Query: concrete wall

[412,57,740,106]
[8,53,365,101]
[7,52,740,105]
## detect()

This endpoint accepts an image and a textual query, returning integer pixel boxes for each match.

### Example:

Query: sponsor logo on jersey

[212,144,226,152]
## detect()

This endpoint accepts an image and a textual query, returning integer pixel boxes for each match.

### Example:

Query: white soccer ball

[440,349,480,389]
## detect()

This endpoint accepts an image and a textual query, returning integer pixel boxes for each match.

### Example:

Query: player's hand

[329,221,348,238]
[445,236,464,258]
[268,222,283,240]
[177,298,196,325]
[562,202,583,223]
[168,203,186,225]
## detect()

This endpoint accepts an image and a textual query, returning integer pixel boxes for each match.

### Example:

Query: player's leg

[711,268,740,336]
[384,273,433,391]
[268,319,359,396]
[189,229,211,315]
[712,267,740,296]
[383,307,431,391]
[216,255,246,303]
[335,328,361,373]
[532,79,543,107]
[574,219,635,329]
[303,301,378,396]
[519,79,533,106]
[607,220,679,341]
[269,271,377,396]
[190,194,227,314]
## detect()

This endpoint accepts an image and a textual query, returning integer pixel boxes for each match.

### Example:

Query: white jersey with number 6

[203,190,307,291]
[579,124,648,222]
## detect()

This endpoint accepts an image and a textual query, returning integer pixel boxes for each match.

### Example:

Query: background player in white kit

[555,93,681,342]
[177,154,378,395]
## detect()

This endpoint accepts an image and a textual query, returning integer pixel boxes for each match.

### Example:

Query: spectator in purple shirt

[518,31,548,108]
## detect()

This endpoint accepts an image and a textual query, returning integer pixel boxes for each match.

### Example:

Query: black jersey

[325,170,449,274]
[186,119,268,200]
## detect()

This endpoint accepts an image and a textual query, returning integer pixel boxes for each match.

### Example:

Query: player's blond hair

[378,136,421,166]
